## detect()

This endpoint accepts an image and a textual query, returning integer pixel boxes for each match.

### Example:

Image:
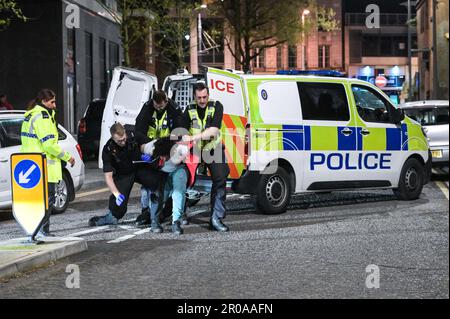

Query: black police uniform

[102,130,166,220]
[182,101,230,222]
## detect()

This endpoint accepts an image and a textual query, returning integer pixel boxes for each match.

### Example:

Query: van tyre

[52,171,73,214]
[393,158,424,201]
[254,167,291,214]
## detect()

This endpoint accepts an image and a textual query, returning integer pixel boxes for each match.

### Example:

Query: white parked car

[0,111,85,213]
[399,100,449,167]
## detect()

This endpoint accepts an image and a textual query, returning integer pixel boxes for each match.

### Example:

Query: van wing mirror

[391,108,405,124]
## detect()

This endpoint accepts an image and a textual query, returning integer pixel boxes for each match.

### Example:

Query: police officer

[21,89,75,237]
[182,82,230,232]
[88,123,164,226]
[135,90,187,234]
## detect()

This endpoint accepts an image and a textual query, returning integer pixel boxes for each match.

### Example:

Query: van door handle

[360,129,371,136]
[341,128,353,136]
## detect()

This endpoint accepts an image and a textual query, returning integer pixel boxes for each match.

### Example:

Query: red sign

[210,79,235,94]
[375,76,388,88]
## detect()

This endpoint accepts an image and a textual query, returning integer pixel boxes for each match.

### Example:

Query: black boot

[210,216,229,232]
[135,207,151,227]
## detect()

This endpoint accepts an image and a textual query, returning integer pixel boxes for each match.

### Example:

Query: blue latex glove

[115,194,125,206]
[141,154,153,163]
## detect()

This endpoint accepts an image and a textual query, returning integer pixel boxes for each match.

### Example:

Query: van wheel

[393,158,424,201]
[52,171,73,214]
[254,167,291,214]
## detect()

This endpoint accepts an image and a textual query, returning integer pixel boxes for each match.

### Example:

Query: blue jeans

[141,187,161,222]
[164,166,188,223]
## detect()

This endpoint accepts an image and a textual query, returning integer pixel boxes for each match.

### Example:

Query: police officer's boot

[171,220,183,235]
[89,212,118,226]
[135,207,151,227]
[210,216,229,232]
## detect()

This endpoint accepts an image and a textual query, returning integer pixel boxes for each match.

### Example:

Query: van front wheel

[393,158,424,201]
[254,167,291,214]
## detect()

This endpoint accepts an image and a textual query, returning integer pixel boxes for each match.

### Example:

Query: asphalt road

[0,170,448,299]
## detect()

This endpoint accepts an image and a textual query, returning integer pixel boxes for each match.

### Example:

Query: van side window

[351,85,392,123]
[297,82,350,121]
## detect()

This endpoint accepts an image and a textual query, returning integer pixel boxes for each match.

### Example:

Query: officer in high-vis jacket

[182,82,230,232]
[135,90,187,234]
[21,89,75,237]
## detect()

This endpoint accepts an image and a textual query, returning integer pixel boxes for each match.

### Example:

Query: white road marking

[107,234,137,244]
[119,225,138,231]
[134,229,150,235]
[65,226,109,238]
[76,187,109,198]
[239,195,251,200]
[187,209,208,218]
[436,181,449,200]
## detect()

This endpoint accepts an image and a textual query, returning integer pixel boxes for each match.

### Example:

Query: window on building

[99,38,107,98]
[352,85,393,123]
[252,48,265,69]
[288,45,297,68]
[297,82,350,121]
[85,32,93,102]
[318,45,330,68]
[277,45,283,69]
[108,41,120,83]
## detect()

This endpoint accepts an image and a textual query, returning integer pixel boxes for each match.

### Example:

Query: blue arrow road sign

[14,160,41,189]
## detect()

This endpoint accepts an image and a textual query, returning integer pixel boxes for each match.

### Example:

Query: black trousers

[42,182,56,233]
[204,146,230,219]
[109,166,166,220]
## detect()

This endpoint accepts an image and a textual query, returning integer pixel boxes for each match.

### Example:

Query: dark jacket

[135,99,183,146]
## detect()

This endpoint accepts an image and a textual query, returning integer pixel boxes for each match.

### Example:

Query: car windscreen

[403,107,449,126]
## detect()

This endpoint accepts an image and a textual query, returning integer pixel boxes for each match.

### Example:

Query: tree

[151,0,198,72]
[97,0,159,67]
[210,0,340,73]
[210,0,309,73]
[0,0,26,31]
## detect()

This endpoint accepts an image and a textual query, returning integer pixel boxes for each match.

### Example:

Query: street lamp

[197,3,208,72]
[301,9,310,70]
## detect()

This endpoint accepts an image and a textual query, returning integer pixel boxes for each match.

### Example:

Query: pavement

[0,237,88,280]
[0,159,102,281]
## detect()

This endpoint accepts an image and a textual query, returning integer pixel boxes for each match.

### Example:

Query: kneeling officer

[89,123,164,226]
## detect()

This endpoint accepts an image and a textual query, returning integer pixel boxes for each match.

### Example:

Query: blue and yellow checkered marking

[278,125,409,152]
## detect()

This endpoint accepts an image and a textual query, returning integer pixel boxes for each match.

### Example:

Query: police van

[205,68,431,214]
[100,67,431,214]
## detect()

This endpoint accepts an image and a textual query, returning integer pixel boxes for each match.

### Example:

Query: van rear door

[206,68,248,179]
[98,67,158,168]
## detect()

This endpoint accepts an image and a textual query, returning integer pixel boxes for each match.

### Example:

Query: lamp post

[197,3,207,72]
[301,9,310,70]
[407,0,412,101]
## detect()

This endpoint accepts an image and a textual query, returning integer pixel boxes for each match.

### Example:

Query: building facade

[344,0,418,104]
[416,0,449,100]
[0,0,122,133]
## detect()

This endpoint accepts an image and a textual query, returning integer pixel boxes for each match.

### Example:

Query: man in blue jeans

[158,141,190,235]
